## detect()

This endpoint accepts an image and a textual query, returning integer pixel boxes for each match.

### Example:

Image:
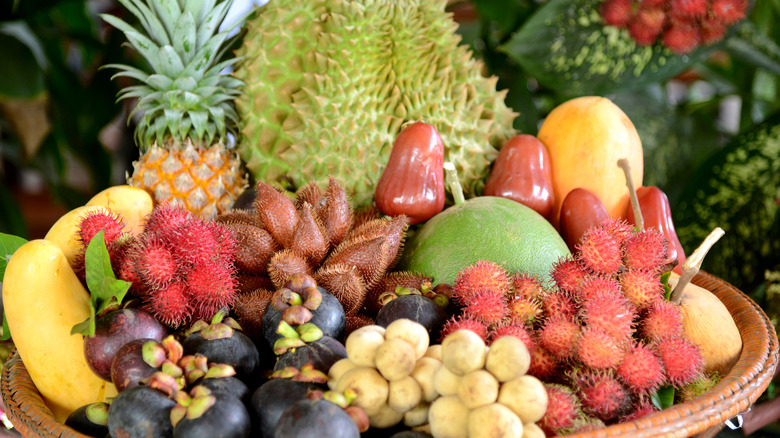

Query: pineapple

[101,0,249,219]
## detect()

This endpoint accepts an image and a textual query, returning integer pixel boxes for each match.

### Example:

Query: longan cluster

[429,330,548,438]
[327,319,442,431]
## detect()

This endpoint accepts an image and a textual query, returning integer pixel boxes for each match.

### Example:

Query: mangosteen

[273,335,346,373]
[376,294,447,340]
[84,307,166,381]
[274,398,359,438]
[198,376,250,405]
[110,337,165,392]
[251,378,324,438]
[107,385,176,438]
[172,387,251,438]
[261,275,346,351]
[181,310,260,384]
[64,402,109,437]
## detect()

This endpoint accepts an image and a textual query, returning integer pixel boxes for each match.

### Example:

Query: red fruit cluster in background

[600,0,749,53]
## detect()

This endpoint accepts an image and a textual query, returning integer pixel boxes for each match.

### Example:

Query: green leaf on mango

[499,0,713,96]
[652,385,675,410]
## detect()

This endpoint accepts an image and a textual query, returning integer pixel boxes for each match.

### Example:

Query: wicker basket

[1,271,778,438]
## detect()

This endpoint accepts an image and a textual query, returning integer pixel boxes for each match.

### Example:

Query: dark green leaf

[0,232,28,280]
[725,21,780,76]
[661,271,672,301]
[651,385,675,410]
[499,0,713,96]
[0,33,46,99]
[2,312,11,341]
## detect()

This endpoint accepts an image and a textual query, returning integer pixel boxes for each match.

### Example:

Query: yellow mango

[44,205,110,266]
[86,185,154,236]
[2,240,117,422]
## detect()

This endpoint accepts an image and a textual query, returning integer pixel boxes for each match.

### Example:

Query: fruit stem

[670,227,725,304]
[444,162,465,205]
[617,158,643,230]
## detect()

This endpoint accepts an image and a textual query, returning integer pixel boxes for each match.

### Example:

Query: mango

[537,96,643,229]
[86,185,154,236]
[2,239,117,422]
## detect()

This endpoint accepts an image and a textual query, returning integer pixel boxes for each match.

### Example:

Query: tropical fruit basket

[2,0,779,437]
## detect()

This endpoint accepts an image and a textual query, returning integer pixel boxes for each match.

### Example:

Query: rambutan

[506,293,542,325]
[527,346,560,380]
[628,7,667,45]
[170,219,221,267]
[616,342,665,395]
[488,322,535,353]
[670,0,708,18]
[142,281,193,328]
[662,21,702,54]
[538,316,581,359]
[551,256,588,294]
[600,0,634,28]
[568,414,606,434]
[639,300,684,342]
[452,260,511,300]
[576,327,625,369]
[578,275,622,302]
[511,273,545,299]
[78,209,126,246]
[700,14,728,44]
[599,218,634,246]
[144,202,193,236]
[620,269,663,310]
[569,369,632,422]
[577,227,623,275]
[620,397,659,422]
[580,292,636,341]
[439,316,488,342]
[623,228,669,271]
[133,237,179,287]
[186,263,238,320]
[711,0,748,24]
[541,289,578,319]
[538,384,582,436]
[654,335,704,387]
[462,289,509,325]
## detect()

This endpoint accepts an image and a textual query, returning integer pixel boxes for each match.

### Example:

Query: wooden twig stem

[670,227,725,304]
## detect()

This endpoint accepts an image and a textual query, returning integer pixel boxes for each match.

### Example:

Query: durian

[235,0,517,206]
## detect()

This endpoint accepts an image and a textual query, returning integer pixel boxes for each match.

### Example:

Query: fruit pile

[600,0,749,53]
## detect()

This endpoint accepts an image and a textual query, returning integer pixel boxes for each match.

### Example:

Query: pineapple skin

[128,140,248,220]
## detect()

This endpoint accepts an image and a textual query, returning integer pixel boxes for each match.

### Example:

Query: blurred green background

[0,0,777,312]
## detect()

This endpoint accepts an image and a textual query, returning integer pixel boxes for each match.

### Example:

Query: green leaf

[724,21,780,76]
[661,271,672,301]
[651,385,675,410]
[0,33,46,99]
[0,232,28,280]
[2,312,11,341]
[499,0,713,96]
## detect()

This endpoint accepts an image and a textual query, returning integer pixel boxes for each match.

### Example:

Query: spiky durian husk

[128,139,247,220]
[235,0,517,206]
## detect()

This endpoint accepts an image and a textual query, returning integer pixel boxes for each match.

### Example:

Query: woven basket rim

[1,271,778,438]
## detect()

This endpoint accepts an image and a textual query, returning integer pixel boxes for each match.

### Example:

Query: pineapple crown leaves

[100,0,251,149]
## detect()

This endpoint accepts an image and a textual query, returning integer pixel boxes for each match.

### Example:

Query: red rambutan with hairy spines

[539,316,581,359]
[133,236,178,287]
[620,269,664,310]
[453,260,511,300]
[169,219,222,267]
[488,322,535,353]
[511,273,545,299]
[600,0,634,28]
[628,6,667,45]
[580,292,637,341]
[142,281,193,328]
[551,256,589,294]
[654,335,704,387]
[462,290,509,325]
[617,342,665,395]
[577,227,623,275]
[78,209,126,246]
[620,397,660,422]
[185,262,237,320]
[576,327,625,369]
[711,0,749,24]
[569,369,632,422]
[599,218,634,246]
[578,275,622,302]
[506,293,542,325]
[144,202,193,236]
[207,220,238,263]
[539,383,582,436]
[527,345,559,380]
[639,300,684,342]
[670,0,708,18]
[439,316,488,342]
[700,14,729,44]
[662,21,702,54]
[541,289,578,319]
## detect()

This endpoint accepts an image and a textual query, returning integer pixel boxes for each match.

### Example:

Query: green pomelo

[398,196,570,286]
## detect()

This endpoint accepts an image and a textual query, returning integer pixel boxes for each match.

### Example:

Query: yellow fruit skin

[43,205,110,266]
[86,185,154,236]
[537,96,643,229]
[2,240,117,422]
